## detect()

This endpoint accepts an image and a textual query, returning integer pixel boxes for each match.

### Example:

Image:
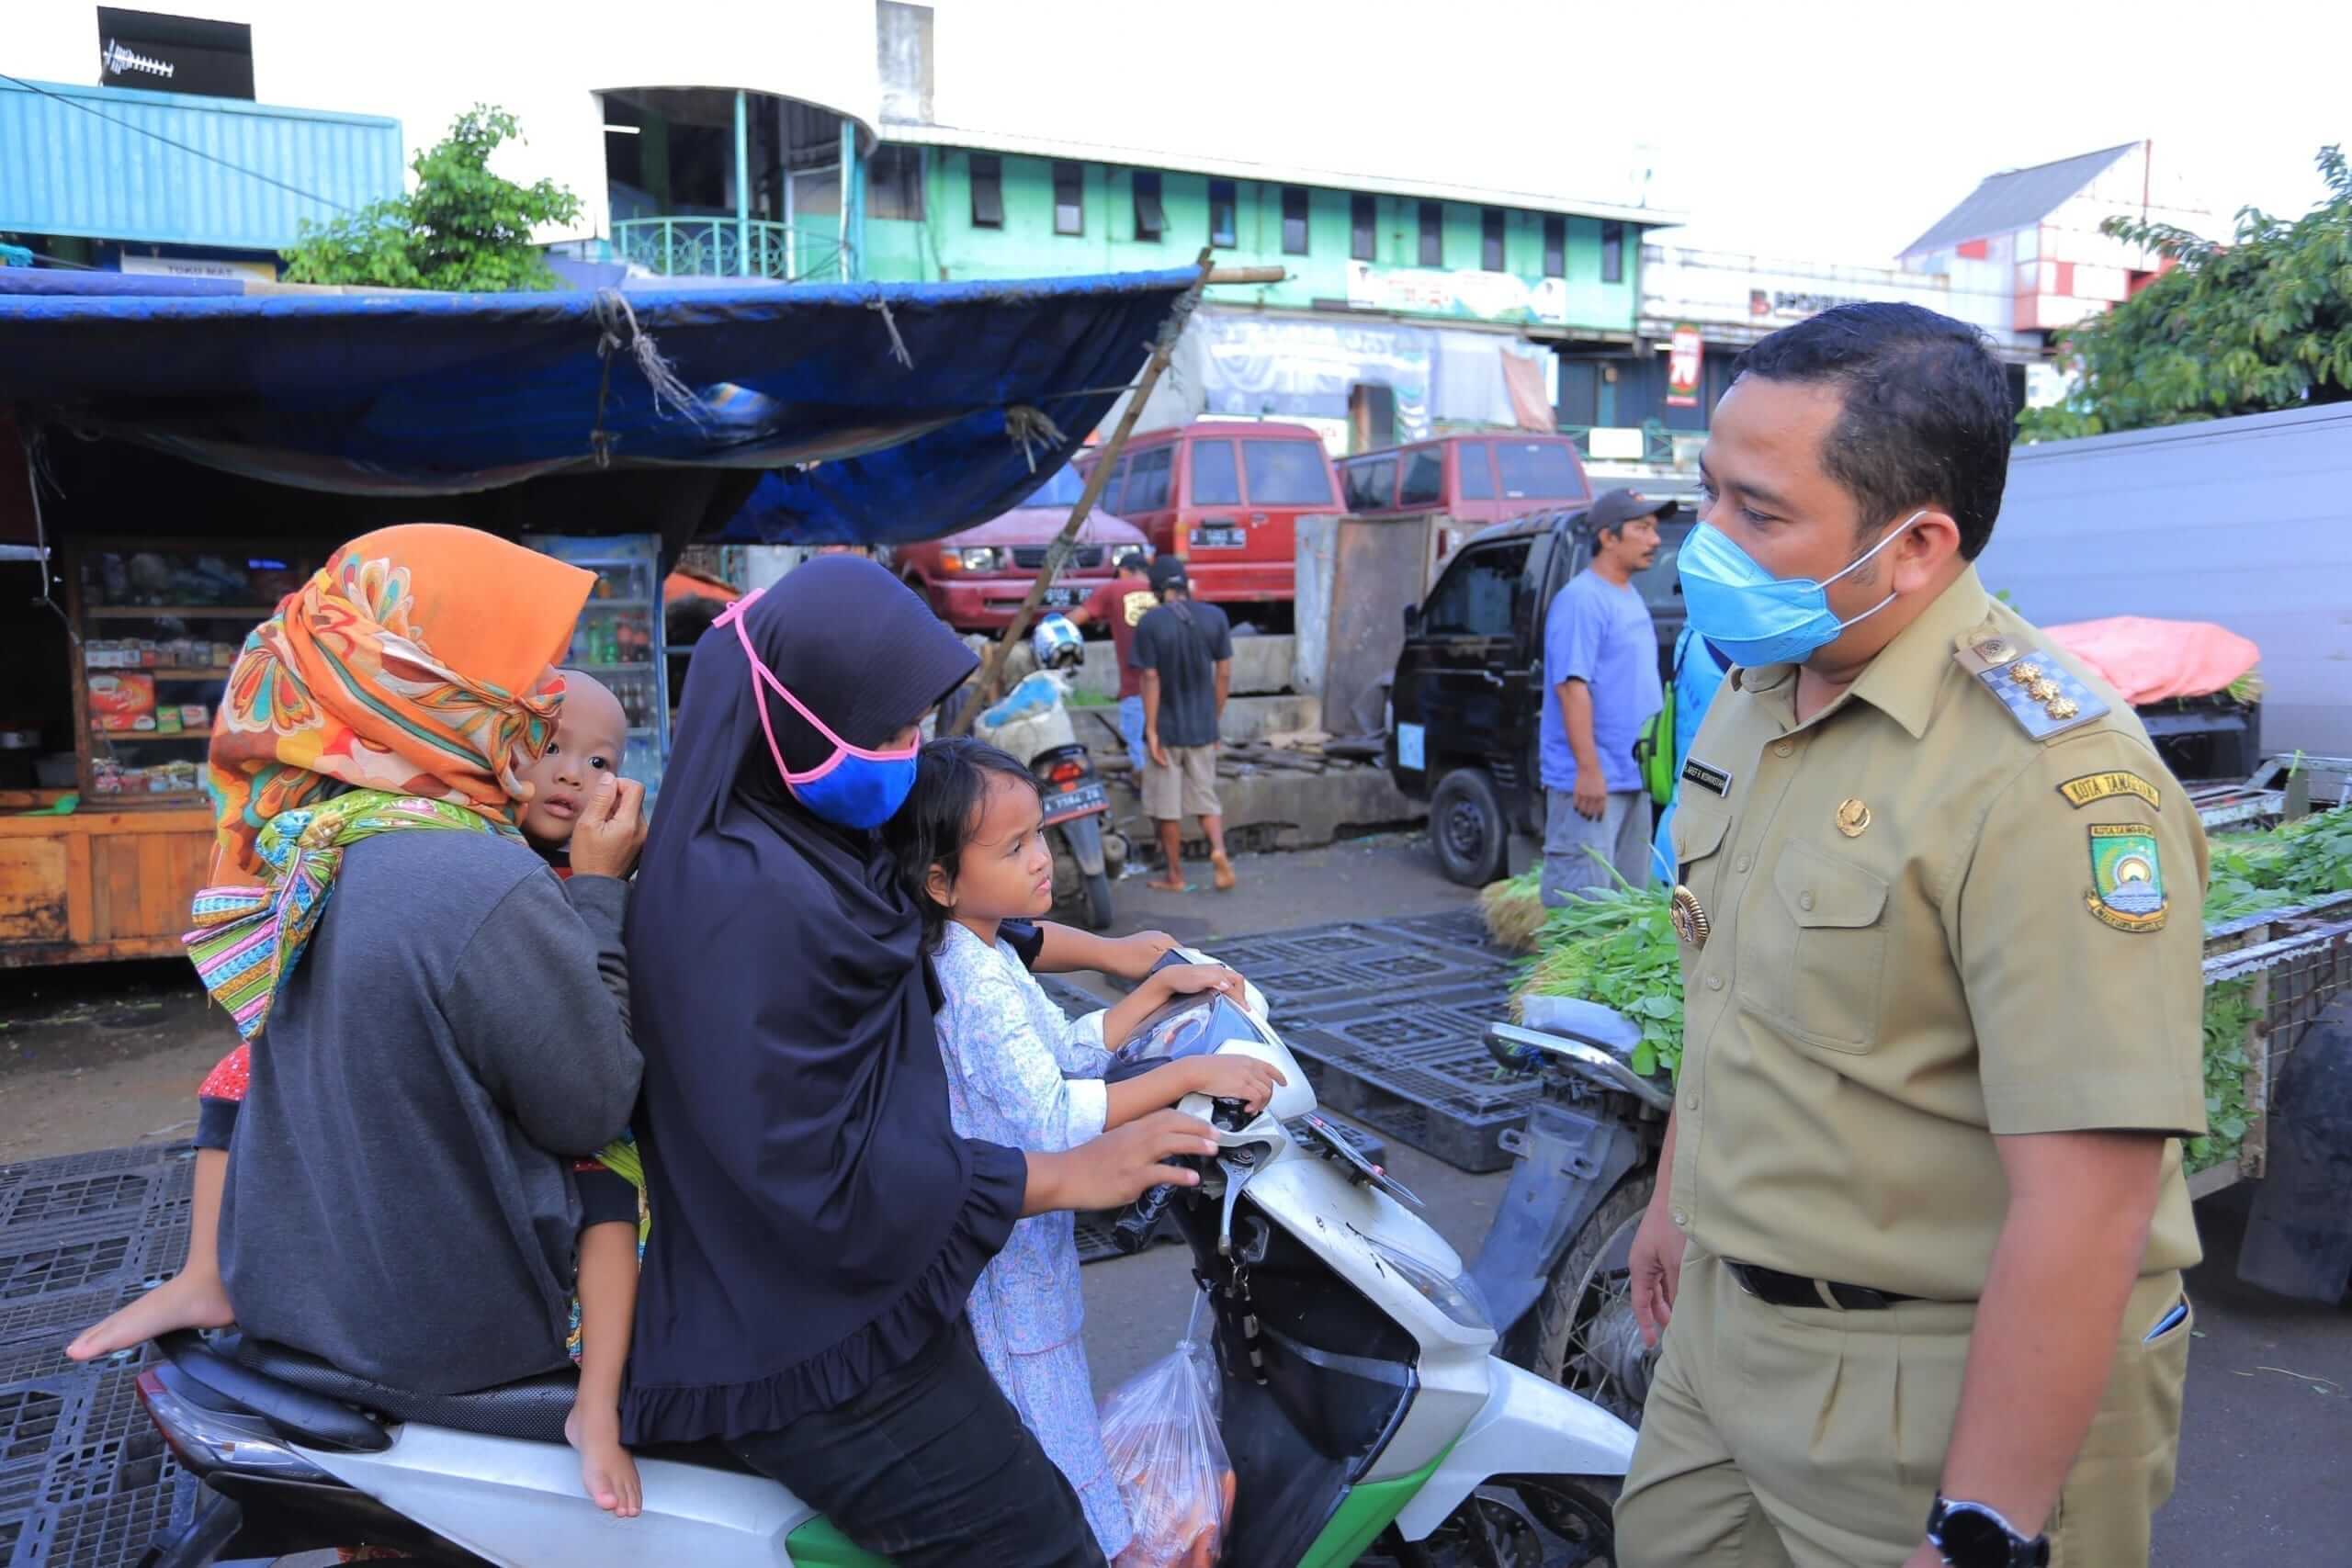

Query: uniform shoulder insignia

[1952,631,2109,742]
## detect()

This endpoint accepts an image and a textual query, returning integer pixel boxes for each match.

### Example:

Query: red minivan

[1077,421,1339,609]
[1337,434,1592,525]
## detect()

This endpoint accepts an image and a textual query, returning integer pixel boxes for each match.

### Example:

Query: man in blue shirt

[1540,488,1668,905]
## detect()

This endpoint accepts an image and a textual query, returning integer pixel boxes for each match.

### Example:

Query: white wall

[9,2,883,243]
[1639,243,2026,349]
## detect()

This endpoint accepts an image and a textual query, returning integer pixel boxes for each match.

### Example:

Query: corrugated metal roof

[0,77,401,252]
[1900,142,2139,258]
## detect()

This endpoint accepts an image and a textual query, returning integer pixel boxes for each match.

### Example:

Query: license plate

[1043,585,1081,607]
[1042,781,1108,822]
[1190,525,1246,550]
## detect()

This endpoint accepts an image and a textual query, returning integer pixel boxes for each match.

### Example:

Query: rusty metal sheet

[1321,516,1436,737]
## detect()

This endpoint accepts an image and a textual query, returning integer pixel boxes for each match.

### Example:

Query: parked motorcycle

[133,953,1635,1567]
[974,615,1122,930]
[1467,998,1670,1427]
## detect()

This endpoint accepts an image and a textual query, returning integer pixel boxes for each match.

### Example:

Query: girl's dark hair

[888,737,1040,950]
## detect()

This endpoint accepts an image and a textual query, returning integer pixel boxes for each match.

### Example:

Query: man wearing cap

[1616,302,2203,1568]
[1539,487,1671,906]
[1133,556,1237,892]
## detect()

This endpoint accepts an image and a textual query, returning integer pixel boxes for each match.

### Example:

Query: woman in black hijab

[623,557,1213,1566]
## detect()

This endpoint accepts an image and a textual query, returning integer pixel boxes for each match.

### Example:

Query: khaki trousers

[1616,1250,2190,1568]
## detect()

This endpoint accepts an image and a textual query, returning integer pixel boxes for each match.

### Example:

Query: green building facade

[858,146,1642,340]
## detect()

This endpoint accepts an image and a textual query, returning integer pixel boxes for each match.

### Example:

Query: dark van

[1388,500,1694,886]
[1077,421,1339,612]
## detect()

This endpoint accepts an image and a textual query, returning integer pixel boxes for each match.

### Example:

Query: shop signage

[121,254,278,284]
[1344,261,1570,326]
[1748,288,1871,321]
[1667,323,1703,408]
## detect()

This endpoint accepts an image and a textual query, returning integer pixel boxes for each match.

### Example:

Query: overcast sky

[928,0,2347,261]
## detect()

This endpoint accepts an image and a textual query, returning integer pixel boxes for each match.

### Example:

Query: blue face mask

[718,590,924,831]
[1677,511,1926,667]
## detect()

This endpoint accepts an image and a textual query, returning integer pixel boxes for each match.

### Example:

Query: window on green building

[1601,220,1624,283]
[1419,201,1442,267]
[1134,170,1166,242]
[1053,162,1083,236]
[1209,180,1237,249]
[970,154,1003,228]
[1351,194,1375,262]
[1282,186,1309,255]
[869,146,924,222]
[1481,208,1504,272]
[1543,215,1565,278]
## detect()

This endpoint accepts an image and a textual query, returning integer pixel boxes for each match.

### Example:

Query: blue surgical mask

[1677,511,1926,667]
[717,590,923,830]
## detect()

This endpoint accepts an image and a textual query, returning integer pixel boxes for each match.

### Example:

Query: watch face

[1937,1506,2020,1567]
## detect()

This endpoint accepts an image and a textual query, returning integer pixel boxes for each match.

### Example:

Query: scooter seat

[214,1334,767,1475]
[222,1331,580,1443]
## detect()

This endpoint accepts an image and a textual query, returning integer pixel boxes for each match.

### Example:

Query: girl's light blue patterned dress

[932,921,1135,1561]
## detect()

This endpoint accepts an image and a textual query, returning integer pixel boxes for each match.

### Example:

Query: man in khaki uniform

[1616,303,2205,1568]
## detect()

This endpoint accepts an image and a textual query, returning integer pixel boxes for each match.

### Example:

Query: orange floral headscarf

[206,524,594,882]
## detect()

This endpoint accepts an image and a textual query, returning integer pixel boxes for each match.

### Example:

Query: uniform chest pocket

[1742,840,1889,1051]
[1671,803,1731,908]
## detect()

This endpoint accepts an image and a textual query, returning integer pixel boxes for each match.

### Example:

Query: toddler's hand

[571,775,649,880]
[1186,1053,1287,1114]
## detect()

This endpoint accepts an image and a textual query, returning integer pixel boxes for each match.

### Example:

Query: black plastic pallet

[6,1473,196,1568]
[1301,1055,1532,1175]
[1366,908,1502,958]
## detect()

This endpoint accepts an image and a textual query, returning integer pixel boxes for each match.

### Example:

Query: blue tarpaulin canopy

[0,267,1196,544]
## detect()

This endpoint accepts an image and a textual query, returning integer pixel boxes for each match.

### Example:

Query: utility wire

[0,71,353,214]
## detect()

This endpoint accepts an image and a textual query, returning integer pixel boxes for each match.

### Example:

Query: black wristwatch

[1927,1495,2049,1568]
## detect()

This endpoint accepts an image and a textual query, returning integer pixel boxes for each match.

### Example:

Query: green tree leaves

[2018,145,2351,442]
[283,107,582,292]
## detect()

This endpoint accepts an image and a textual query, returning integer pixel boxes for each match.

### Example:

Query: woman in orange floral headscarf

[206,522,591,883]
[69,525,629,1377]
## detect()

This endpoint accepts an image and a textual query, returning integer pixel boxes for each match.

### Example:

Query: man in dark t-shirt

[1132,557,1237,892]
[1069,549,1155,774]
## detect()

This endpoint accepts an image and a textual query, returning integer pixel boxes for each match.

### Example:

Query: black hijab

[620,558,1024,1444]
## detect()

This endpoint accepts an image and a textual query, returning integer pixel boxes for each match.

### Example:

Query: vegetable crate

[2193,890,2352,1197]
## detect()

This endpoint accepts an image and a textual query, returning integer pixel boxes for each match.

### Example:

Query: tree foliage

[2018,145,2352,442]
[283,107,582,291]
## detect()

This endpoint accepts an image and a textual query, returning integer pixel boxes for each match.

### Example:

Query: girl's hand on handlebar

[1184,1054,1287,1114]
[1024,1111,1219,1214]
[1154,964,1245,1001]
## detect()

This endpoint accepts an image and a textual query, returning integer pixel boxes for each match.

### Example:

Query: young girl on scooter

[891,737,1283,1561]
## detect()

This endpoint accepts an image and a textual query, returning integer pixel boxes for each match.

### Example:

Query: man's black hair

[1732,302,2012,559]
[886,736,1040,951]
[1114,549,1148,574]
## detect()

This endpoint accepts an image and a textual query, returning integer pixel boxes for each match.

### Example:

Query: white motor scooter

[136,952,1634,1566]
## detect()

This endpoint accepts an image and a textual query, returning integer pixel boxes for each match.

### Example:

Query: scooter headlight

[1363,1235,1493,1330]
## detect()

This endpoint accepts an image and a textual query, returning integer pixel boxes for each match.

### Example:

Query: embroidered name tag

[1680,758,1732,797]
[2058,771,2159,811]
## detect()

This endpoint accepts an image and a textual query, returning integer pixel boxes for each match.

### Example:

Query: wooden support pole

[949,247,1216,735]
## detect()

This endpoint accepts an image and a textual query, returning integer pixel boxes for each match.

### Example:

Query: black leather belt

[1727,1259,1918,1311]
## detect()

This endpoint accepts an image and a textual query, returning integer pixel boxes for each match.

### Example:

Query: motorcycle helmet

[1031,613,1086,672]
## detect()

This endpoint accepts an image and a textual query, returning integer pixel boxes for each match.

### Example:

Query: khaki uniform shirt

[1667,566,2207,1302]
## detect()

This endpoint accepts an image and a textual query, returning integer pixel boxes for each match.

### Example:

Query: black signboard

[96,8,255,99]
